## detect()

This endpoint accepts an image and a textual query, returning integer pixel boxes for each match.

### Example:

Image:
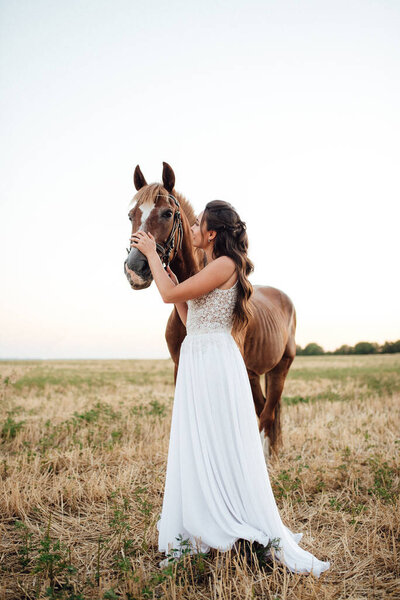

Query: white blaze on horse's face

[136,197,155,230]
[125,196,157,289]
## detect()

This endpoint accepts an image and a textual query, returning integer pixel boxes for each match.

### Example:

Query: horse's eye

[162,211,173,219]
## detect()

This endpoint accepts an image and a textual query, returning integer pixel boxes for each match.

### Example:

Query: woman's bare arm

[147,252,236,303]
[129,231,235,304]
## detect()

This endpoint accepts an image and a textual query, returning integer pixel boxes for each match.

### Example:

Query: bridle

[127,192,184,268]
[155,193,184,267]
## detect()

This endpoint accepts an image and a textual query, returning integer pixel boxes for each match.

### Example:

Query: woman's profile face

[190,210,206,248]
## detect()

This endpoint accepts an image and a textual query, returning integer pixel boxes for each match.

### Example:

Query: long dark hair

[200,200,254,346]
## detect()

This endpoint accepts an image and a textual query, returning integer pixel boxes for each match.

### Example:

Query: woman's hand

[130,230,157,258]
[165,265,179,285]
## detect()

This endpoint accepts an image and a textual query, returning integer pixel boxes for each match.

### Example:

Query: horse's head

[124,162,184,290]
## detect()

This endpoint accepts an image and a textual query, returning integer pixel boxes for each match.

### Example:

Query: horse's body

[125,162,296,456]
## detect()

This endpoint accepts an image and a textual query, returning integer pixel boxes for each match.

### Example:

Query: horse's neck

[171,242,204,282]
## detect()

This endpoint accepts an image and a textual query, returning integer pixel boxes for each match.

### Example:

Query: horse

[124,162,297,458]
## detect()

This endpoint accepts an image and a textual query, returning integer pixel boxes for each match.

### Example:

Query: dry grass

[0,354,399,599]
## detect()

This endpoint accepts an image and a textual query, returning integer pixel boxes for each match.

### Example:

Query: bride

[129,199,330,577]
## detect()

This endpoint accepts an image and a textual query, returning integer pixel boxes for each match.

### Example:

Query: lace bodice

[186,281,238,335]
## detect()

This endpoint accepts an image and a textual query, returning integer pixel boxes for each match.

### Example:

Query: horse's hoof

[159,557,175,569]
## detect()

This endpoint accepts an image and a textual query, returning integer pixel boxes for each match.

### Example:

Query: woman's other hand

[166,265,179,285]
[130,230,157,257]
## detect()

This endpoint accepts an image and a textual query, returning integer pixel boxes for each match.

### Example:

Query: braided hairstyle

[200,200,254,347]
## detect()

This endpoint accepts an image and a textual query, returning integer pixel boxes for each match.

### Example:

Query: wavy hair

[200,200,254,350]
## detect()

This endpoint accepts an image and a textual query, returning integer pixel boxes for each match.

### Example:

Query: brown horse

[124,162,297,458]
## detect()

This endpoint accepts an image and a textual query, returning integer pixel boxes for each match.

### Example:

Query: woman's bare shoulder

[214,255,236,270]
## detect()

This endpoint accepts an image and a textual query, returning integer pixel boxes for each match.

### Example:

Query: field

[0,354,399,600]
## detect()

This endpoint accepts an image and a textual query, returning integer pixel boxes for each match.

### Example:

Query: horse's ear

[162,161,175,193]
[134,165,147,190]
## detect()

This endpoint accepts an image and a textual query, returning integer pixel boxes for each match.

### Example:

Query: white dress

[157,281,330,577]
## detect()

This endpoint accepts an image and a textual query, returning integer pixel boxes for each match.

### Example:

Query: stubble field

[0,354,399,600]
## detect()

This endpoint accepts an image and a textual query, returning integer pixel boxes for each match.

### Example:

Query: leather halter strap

[155,193,183,267]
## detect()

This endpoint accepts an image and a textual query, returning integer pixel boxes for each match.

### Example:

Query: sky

[1,0,399,359]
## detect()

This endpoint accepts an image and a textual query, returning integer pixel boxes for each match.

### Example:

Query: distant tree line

[296,339,400,356]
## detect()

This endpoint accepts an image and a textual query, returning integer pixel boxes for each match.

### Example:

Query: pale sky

[1,0,399,359]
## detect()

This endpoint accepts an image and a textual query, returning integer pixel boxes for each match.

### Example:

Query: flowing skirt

[157,330,330,577]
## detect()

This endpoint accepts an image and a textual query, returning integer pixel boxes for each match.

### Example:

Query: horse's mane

[173,190,196,226]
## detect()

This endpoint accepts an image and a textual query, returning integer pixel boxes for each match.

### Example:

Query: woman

[129,200,330,577]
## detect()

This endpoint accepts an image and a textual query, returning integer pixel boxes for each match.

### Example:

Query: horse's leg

[173,360,179,385]
[248,371,272,461]
[259,355,294,456]
[259,374,271,460]
[248,370,265,418]
[165,308,186,385]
